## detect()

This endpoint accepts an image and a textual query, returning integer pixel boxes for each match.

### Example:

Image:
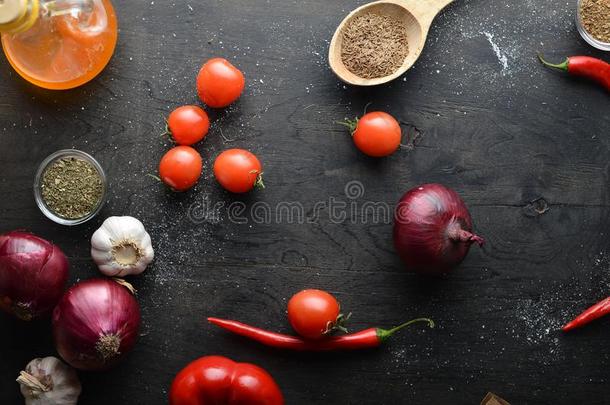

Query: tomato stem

[159,117,172,138]
[336,119,359,135]
[377,318,435,343]
[254,172,265,189]
[538,54,569,72]
[326,312,351,335]
[146,173,161,182]
[160,121,171,137]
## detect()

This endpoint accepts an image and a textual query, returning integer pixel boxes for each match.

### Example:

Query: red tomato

[287,289,341,340]
[159,146,202,192]
[213,149,263,193]
[197,58,245,108]
[169,356,284,405]
[351,112,401,157]
[167,105,210,145]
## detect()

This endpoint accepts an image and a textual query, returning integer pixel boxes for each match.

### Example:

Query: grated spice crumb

[340,12,409,79]
[580,0,610,43]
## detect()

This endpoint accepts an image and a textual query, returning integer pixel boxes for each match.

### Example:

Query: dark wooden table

[2,0,610,403]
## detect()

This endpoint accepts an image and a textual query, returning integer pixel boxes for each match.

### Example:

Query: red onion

[0,231,69,320]
[52,278,141,371]
[393,184,484,274]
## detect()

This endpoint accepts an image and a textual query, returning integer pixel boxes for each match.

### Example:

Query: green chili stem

[538,54,569,71]
[377,318,435,342]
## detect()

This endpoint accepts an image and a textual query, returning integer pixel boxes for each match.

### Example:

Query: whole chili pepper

[538,55,610,91]
[563,296,610,332]
[208,317,434,351]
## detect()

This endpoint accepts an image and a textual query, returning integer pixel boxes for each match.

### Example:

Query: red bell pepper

[169,356,284,405]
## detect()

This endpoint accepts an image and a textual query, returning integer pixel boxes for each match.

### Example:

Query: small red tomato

[287,289,341,340]
[159,146,202,192]
[197,58,245,108]
[213,149,263,193]
[169,356,284,405]
[342,111,401,157]
[167,105,210,145]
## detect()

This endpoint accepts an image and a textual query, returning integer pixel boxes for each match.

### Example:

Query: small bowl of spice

[34,149,106,226]
[577,0,610,51]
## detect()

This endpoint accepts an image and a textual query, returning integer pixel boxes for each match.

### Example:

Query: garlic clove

[107,216,147,240]
[140,232,155,263]
[91,246,114,263]
[91,226,114,251]
[99,263,121,276]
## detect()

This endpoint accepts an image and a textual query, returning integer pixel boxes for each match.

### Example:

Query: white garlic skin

[19,357,81,405]
[91,216,155,277]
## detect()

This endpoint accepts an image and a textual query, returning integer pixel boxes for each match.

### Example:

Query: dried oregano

[341,12,409,79]
[581,0,610,43]
[41,157,103,219]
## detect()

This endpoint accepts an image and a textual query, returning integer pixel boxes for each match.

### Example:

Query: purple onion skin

[53,278,141,371]
[0,231,69,320]
[393,184,484,274]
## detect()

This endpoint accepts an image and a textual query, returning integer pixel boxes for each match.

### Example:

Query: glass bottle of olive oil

[0,0,118,89]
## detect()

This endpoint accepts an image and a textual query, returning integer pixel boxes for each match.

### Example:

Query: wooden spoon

[329,0,454,86]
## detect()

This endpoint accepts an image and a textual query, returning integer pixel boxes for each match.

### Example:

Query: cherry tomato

[344,111,401,157]
[167,105,210,145]
[159,146,202,192]
[197,58,245,108]
[213,149,263,193]
[169,356,284,405]
[287,289,341,340]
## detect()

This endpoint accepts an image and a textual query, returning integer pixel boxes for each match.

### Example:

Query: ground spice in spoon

[580,0,610,43]
[41,157,103,219]
[340,12,409,79]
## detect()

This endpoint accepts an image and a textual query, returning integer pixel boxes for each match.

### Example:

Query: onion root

[95,334,121,360]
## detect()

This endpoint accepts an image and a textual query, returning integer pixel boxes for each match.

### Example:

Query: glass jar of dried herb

[34,150,107,225]
[577,0,610,51]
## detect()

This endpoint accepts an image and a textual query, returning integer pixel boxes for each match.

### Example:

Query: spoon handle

[427,0,454,9]
[399,0,454,29]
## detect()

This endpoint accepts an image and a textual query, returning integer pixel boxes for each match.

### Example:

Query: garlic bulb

[17,356,81,405]
[91,216,154,277]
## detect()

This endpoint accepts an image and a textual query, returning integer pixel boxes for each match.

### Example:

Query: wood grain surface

[1,0,609,404]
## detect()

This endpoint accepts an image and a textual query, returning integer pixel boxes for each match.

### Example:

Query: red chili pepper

[538,55,610,91]
[562,296,610,332]
[207,317,434,351]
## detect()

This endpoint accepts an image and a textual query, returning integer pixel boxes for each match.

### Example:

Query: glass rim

[33,149,107,226]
